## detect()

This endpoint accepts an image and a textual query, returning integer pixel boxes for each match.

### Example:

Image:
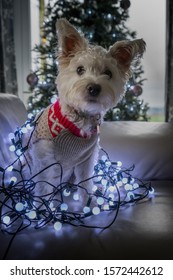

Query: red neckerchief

[48,100,87,138]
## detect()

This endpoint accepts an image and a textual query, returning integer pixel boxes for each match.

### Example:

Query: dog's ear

[56,18,88,59]
[109,39,146,72]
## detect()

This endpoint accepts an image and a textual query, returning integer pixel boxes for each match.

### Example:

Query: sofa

[0,93,173,260]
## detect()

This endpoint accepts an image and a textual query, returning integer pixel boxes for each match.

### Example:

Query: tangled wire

[0,114,154,258]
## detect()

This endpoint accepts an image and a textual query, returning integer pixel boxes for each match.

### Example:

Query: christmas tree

[27,0,149,121]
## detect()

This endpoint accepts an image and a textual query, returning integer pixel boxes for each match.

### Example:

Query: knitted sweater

[31,100,99,167]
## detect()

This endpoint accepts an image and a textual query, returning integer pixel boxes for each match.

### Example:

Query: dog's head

[56,19,146,117]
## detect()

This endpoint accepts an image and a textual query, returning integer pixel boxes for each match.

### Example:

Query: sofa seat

[0,180,173,260]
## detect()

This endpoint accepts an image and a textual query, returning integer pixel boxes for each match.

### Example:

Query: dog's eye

[77,66,85,76]
[104,69,112,79]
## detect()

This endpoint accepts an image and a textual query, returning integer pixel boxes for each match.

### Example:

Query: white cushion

[100,121,173,180]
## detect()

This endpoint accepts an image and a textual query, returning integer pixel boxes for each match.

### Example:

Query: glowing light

[109,201,114,206]
[101,155,107,162]
[50,96,57,104]
[10,176,17,183]
[16,149,22,156]
[108,186,115,192]
[92,185,98,192]
[8,133,15,140]
[63,189,71,197]
[92,207,100,215]
[26,123,32,130]
[49,202,53,208]
[117,161,122,167]
[15,202,24,212]
[105,161,111,167]
[103,204,109,210]
[117,181,123,187]
[133,183,139,189]
[127,191,135,200]
[124,184,133,191]
[3,216,11,225]
[9,145,15,152]
[49,202,54,210]
[122,177,128,184]
[109,194,115,200]
[101,179,107,186]
[27,210,37,219]
[21,127,28,134]
[54,221,62,231]
[73,193,79,201]
[60,203,68,211]
[97,197,104,205]
[7,165,13,172]
[28,113,34,119]
[24,201,28,207]
[95,176,102,182]
[149,187,155,194]
[49,202,55,211]
[130,178,135,184]
[83,206,90,214]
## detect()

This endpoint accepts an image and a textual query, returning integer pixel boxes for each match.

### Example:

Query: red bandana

[48,100,86,138]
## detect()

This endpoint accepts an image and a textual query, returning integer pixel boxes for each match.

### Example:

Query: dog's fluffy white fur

[23,19,146,200]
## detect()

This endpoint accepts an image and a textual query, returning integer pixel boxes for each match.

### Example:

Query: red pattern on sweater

[48,100,86,138]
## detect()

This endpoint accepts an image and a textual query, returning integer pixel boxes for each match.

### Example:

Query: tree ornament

[131,84,143,96]
[86,8,92,15]
[105,13,112,21]
[41,37,47,45]
[127,105,135,116]
[112,108,121,121]
[120,0,131,10]
[26,73,39,88]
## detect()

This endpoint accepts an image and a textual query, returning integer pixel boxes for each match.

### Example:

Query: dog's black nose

[87,84,101,97]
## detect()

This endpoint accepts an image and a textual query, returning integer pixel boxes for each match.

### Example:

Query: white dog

[23,19,146,201]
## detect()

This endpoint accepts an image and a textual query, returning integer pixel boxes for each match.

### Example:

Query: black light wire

[0,116,153,259]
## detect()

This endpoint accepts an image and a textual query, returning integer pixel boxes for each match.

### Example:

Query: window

[127,0,166,121]
[14,0,31,106]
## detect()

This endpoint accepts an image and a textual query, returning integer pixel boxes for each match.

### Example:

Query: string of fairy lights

[0,113,154,257]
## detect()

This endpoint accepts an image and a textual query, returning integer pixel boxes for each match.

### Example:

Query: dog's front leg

[73,146,99,206]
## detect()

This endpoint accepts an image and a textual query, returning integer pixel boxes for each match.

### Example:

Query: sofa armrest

[0,93,27,167]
